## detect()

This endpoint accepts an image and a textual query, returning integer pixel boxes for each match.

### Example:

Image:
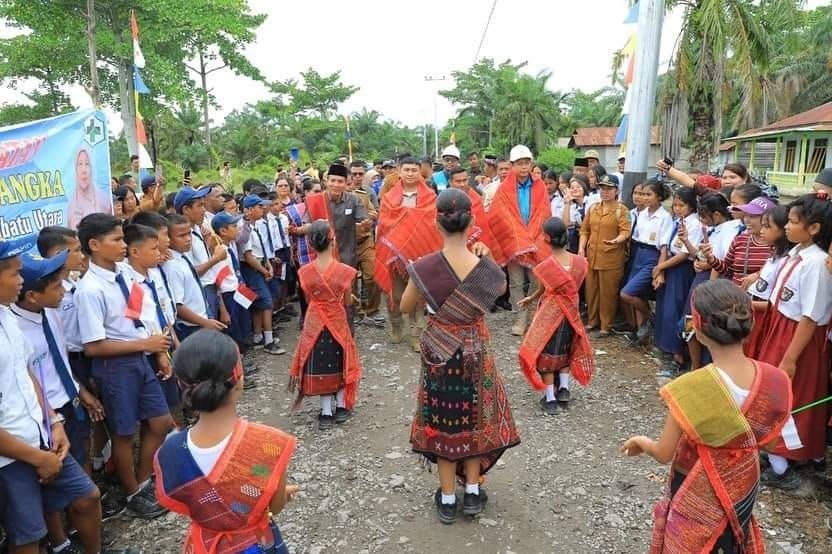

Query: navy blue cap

[141,175,158,191]
[174,186,210,211]
[211,211,243,233]
[242,194,270,209]
[0,234,36,260]
[20,250,69,293]
[598,174,619,188]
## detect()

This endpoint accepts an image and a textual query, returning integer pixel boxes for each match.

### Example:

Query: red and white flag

[233,284,257,309]
[125,282,144,320]
[214,264,233,289]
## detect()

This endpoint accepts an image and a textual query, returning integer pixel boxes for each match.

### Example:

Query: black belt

[633,241,657,249]
[68,351,85,361]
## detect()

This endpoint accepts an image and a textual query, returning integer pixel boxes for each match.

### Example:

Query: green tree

[0,0,266,154]
[561,87,625,131]
[0,90,73,127]
[271,69,360,120]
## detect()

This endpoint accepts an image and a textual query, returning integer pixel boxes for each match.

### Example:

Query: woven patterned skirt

[537,320,574,373]
[301,328,344,397]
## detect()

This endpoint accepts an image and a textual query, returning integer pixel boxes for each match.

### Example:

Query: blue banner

[0,109,112,239]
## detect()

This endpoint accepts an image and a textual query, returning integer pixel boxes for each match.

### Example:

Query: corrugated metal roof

[728,102,832,140]
[572,126,661,146]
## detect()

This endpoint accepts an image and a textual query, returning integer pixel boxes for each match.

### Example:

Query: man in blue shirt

[430,145,461,192]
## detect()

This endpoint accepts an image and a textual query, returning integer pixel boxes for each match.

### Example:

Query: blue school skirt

[621,242,660,299]
[654,261,695,354]
[680,270,713,364]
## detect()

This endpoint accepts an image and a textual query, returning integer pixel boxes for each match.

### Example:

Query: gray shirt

[304,191,367,267]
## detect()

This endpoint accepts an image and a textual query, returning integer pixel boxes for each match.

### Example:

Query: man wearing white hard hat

[487,145,552,335]
[431,145,461,192]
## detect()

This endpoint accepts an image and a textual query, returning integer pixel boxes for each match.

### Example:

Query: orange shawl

[288,261,361,409]
[374,179,442,294]
[487,170,551,267]
[518,255,594,389]
[463,186,506,266]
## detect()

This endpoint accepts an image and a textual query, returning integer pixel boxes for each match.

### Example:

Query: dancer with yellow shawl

[622,280,795,553]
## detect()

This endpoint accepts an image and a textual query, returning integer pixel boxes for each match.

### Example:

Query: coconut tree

[493,70,566,154]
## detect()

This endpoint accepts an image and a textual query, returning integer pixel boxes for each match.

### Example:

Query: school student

[757,194,832,490]
[267,195,294,317]
[174,186,226,320]
[75,213,173,519]
[154,331,298,554]
[652,187,702,376]
[163,214,227,342]
[705,196,774,287]
[211,211,258,388]
[620,178,673,344]
[0,235,104,554]
[238,195,285,355]
[622,280,795,552]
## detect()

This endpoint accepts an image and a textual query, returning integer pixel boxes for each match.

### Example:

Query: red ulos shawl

[374,179,442,294]
[487,170,551,267]
[518,254,594,389]
[463,186,506,266]
[305,192,339,262]
[288,260,361,409]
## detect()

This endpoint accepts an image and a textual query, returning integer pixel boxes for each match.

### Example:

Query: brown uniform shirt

[579,201,631,270]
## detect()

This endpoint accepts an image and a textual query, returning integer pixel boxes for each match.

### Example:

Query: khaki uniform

[354,189,381,315]
[580,201,631,332]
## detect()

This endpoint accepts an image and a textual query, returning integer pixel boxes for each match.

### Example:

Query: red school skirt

[743,306,772,359]
[758,312,829,462]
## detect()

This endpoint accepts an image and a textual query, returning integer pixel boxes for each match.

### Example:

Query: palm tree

[494,71,565,154]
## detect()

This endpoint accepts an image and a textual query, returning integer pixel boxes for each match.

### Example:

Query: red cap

[697,174,721,190]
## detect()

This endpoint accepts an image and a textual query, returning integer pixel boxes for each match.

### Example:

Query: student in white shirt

[620,178,672,343]
[0,235,104,552]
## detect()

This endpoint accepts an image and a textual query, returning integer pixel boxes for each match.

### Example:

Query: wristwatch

[50,413,66,426]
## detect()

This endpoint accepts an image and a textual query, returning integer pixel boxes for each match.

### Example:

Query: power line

[473,0,498,65]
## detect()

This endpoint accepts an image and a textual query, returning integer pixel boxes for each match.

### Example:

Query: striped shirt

[710,232,770,285]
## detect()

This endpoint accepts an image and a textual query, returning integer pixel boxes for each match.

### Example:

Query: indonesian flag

[125,282,144,320]
[233,284,257,309]
[214,263,234,290]
[131,11,145,68]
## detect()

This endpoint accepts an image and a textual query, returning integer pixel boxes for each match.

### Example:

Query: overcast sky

[3,0,823,133]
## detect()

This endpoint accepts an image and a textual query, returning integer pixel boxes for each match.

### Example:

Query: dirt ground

[113,306,832,553]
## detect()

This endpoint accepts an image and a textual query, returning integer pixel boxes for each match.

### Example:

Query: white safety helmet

[509,144,533,162]
[441,145,461,160]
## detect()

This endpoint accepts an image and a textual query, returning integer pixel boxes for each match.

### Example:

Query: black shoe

[318,413,335,430]
[496,298,512,311]
[434,488,457,524]
[282,304,298,316]
[101,490,127,522]
[263,342,286,355]
[556,387,571,404]
[126,483,166,519]
[539,396,558,415]
[624,331,641,346]
[252,337,265,349]
[463,488,488,516]
[243,363,260,376]
[610,323,635,335]
[335,407,351,424]
[761,466,802,491]
[243,378,257,390]
[636,317,654,341]
[277,314,292,323]
[811,459,827,473]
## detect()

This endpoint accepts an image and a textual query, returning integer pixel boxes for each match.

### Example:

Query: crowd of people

[1,142,831,553]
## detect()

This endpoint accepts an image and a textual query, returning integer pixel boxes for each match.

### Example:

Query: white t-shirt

[187,430,232,475]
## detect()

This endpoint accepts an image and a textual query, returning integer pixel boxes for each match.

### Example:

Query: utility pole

[422,125,427,157]
[85,0,100,107]
[424,75,446,159]
[622,0,664,206]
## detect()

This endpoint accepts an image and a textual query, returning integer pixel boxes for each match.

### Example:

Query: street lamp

[424,75,446,160]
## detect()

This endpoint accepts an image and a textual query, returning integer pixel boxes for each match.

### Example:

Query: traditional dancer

[374,157,442,352]
[518,217,594,415]
[403,188,520,525]
[757,194,832,490]
[288,220,362,430]
[622,279,796,553]
[154,330,298,554]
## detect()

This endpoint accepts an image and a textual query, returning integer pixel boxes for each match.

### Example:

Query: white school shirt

[187,430,232,475]
[749,256,787,300]
[568,199,586,228]
[60,278,83,353]
[216,243,241,294]
[709,219,744,261]
[11,305,77,410]
[668,213,704,256]
[266,212,290,251]
[247,219,271,261]
[770,243,832,325]
[118,262,174,335]
[549,194,565,220]
[632,206,673,248]
[0,307,47,469]
[76,262,150,344]
[150,266,177,325]
[162,251,209,327]
[715,367,802,451]
[186,225,221,288]
[585,191,601,212]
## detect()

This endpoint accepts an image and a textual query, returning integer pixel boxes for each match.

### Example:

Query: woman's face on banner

[76,149,92,190]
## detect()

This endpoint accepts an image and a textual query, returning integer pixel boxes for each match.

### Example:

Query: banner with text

[0,109,112,240]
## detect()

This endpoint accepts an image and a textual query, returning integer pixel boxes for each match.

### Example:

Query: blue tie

[276,216,288,247]
[192,229,211,258]
[144,279,170,333]
[157,267,174,306]
[264,222,275,255]
[667,219,680,249]
[228,247,242,278]
[253,226,268,262]
[42,313,86,422]
[114,272,143,329]
[183,256,209,312]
